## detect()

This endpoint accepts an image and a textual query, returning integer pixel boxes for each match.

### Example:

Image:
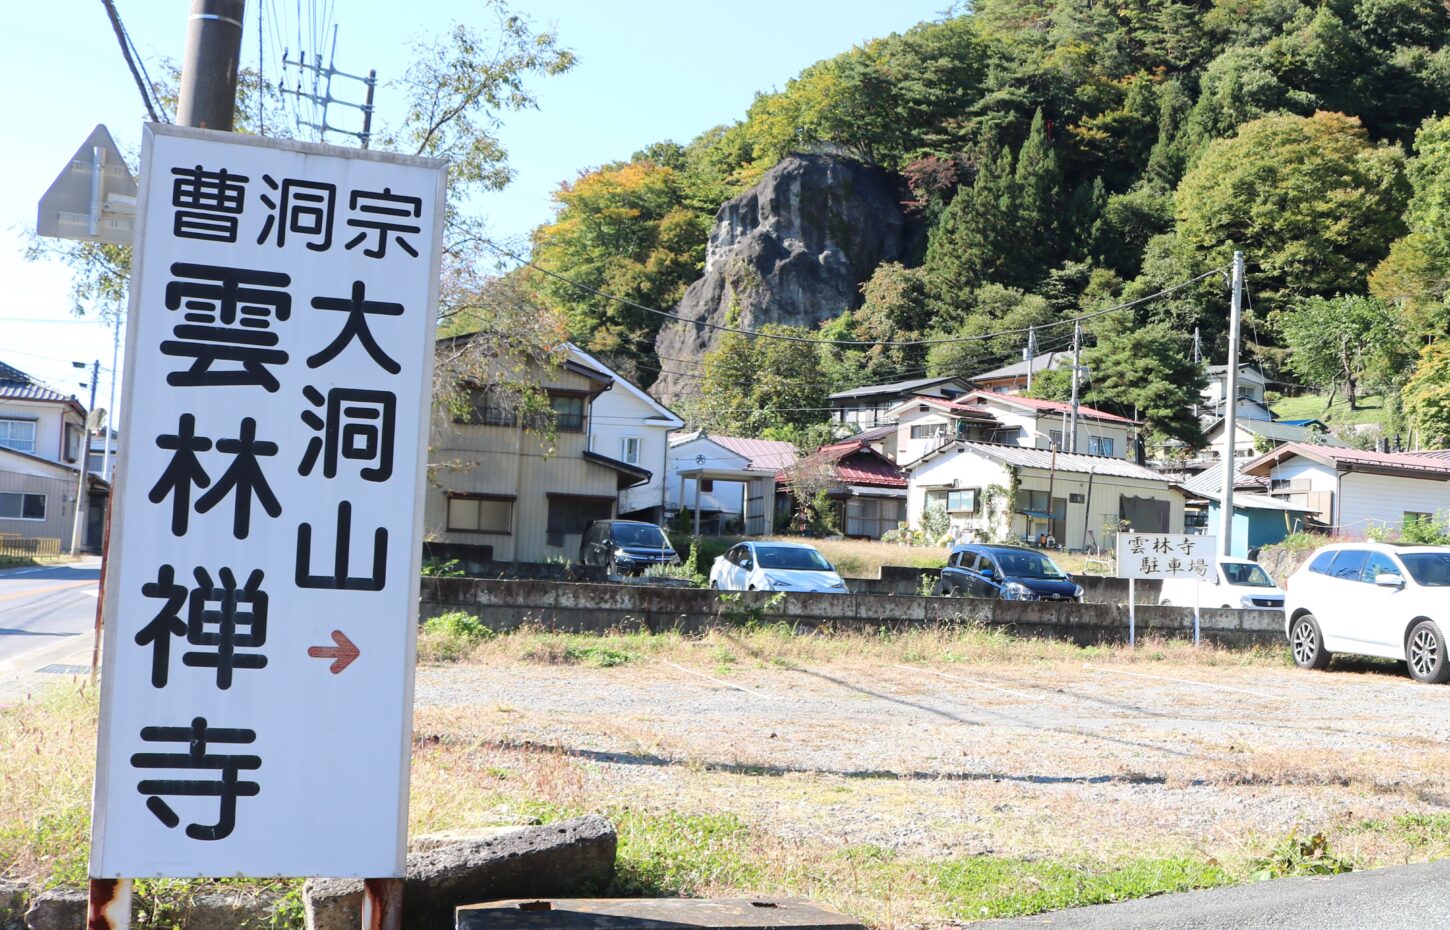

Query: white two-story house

[0,360,108,552]
[888,390,1139,466]
[570,345,684,523]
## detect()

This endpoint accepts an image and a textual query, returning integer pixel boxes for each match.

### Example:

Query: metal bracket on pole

[1128,578,1136,648]
[363,878,403,930]
[87,878,132,930]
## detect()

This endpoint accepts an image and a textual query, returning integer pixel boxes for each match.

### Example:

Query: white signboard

[91,124,445,878]
[1116,533,1218,582]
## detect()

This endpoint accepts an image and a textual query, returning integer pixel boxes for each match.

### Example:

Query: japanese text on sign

[91,125,446,879]
[1115,534,1218,582]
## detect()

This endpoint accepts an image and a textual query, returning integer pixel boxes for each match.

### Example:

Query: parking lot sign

[1115,533,1217,582]
[90,124,446,878]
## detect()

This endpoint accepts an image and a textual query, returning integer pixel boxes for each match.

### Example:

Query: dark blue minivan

[937,544,1083,602]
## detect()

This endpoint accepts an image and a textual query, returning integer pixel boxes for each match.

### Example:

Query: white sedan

[708,541,849,593]
[1159,557,1285,609]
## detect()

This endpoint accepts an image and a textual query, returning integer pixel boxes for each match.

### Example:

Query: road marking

[662,659,773,698]
[1082,664,1274,697]
[890,663,1043,700]
[0,580,96,604]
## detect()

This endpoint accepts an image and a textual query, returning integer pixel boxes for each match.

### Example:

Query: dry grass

[448,623,1287,672]
[0,681,99,887]
[761,537,950,578]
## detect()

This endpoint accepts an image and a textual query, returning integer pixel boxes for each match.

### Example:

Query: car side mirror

[981,568,995,579]
[741,560,753,570]
[1374,572,1405,588]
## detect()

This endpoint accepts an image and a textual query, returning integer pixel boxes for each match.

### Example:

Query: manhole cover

[36,664,89,675]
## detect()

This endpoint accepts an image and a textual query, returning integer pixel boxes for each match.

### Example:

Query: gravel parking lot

[412,640,1450,867]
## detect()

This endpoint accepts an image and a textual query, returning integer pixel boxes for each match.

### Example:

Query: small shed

[1198,492,1315,558]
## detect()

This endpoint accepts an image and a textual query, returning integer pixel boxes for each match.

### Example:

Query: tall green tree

[1403,341,1450,448]
[1082,323,1207,446]
[692,325,832,436]
[530,159,709,383]
[1372,115,1450,337]
[1281,295,1410,409]
[1173,112,1410,319]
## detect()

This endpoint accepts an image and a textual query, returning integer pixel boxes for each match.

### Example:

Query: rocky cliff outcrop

[652,154,913,404]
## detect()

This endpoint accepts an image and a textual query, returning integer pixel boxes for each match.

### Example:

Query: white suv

[1285,543,1450,683]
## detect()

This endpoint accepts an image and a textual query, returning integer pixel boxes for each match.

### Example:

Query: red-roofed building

[1243,442,1450,534]
[780,439,909,538]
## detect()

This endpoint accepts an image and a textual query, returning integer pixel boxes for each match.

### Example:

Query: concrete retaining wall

[420,578,1282,647]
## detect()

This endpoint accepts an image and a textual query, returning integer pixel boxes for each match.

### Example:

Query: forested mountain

[520,0,1450,448]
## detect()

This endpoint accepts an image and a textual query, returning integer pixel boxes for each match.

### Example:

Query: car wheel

[1290,614,1332,671]
[1406,620,1450,684]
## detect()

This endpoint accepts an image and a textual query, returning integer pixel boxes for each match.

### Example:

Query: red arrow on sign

[308,630,360,674]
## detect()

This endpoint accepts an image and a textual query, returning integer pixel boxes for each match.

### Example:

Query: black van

[579,520,679,575]
[937,544,1083,601]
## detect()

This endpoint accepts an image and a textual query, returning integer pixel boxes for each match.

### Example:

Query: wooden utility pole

[177,0,246,131]
[1218,251,1245,558]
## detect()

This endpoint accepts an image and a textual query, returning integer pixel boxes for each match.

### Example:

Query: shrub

[419,610,492,661]
[421,557,465,577]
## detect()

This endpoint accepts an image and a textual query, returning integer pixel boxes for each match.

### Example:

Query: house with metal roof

[665,431,797,535]
[425,340,654,563]
[0,360,107,553]
[827,375,972,429]
[968,351,1072,394]
[904,440,1183,552]
[1243,443,1450,536]
[887,390,1139,467]
[779,439,908,538]
[1201,415,1348,462]
[1172,463,1313,555]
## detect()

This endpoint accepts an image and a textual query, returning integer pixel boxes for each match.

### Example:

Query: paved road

[0,558,101,699]
[978,859,1450,929]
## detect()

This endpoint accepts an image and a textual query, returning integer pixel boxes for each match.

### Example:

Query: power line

[100,0,164,122]
[487,239,1227,348]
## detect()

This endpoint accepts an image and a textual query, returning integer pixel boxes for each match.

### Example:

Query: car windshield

[993,551,1067,579]
[755,546,833,571]
[612,524,668,547]
[1399,553,1450,586]
[1221,562,1275,587]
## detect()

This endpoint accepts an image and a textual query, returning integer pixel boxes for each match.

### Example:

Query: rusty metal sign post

[86,124,444,930]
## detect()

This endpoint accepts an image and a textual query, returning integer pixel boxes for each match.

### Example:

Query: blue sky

[1,0,945,409]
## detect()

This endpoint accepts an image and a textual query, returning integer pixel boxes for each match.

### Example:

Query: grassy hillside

[1271,393,1388,431]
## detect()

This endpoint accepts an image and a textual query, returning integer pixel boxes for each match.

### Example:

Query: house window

[547,393,585,433]
[621,436,642,465]
[0,492,46,521]
[1088,436,1114,457]
[1238,385,1258,400]
[1405,512,1433,530]
[910,423,946,441]
[846,497,906,538]
[1048,429,1064,449]
[546,495,613,547]
[456,387,516,426]
[1016,489,1050,514]
[446,494,513,534]
[0,419,36,454]
[927,489,978,513]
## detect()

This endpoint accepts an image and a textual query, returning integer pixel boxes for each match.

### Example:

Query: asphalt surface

[0,557,101,669]
[977,859,1450,929]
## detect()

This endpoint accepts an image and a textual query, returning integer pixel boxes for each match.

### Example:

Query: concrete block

[555,583,640,612]
[458,897,866,930]
[22,888,84,930]
[853,593,925,622]
[771,593,850,621]
[178,891,280,929]
[305,816,616,930]
[1,881,27,930]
